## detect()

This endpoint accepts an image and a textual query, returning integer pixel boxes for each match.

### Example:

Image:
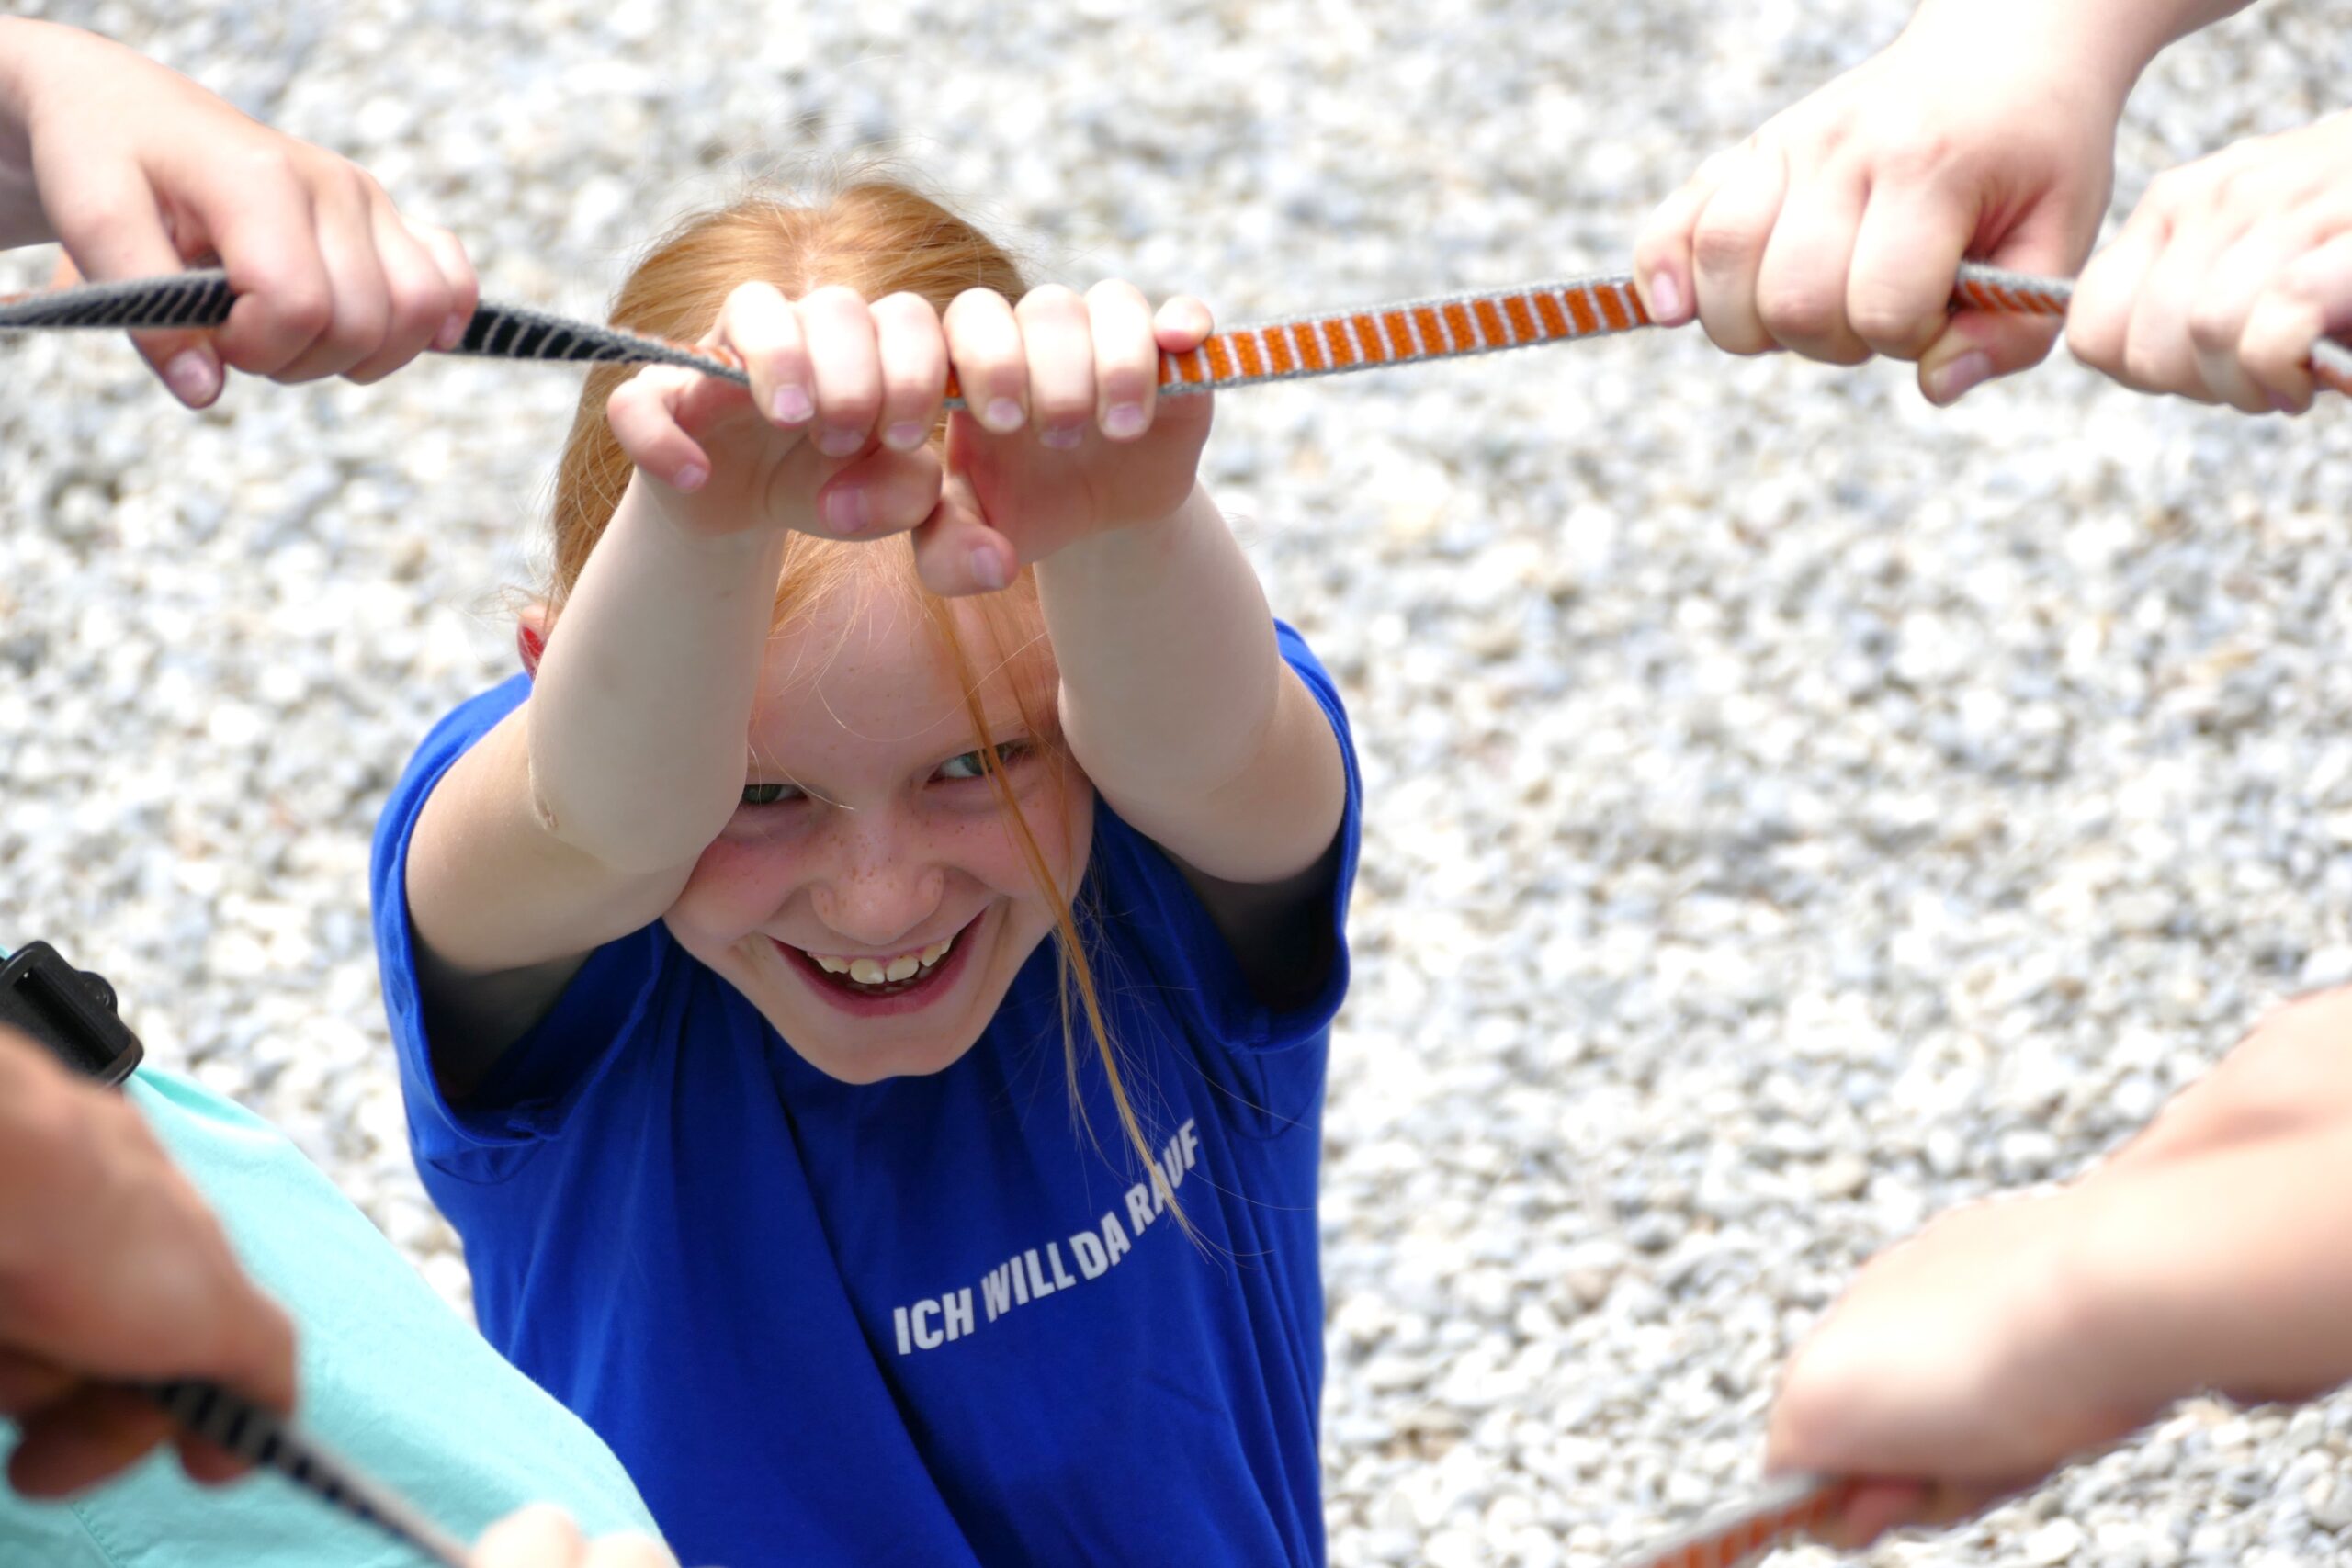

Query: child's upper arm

[402,703,696,1089]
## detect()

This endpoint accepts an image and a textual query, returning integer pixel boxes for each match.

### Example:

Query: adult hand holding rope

[0,16,475,405]
[0,1026,296,1497]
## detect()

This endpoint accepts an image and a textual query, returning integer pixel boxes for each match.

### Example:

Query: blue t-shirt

[370,623,1360,1568]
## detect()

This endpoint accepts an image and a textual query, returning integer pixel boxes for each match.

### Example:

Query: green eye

[936,742,1028,782]
[741,781,804,807]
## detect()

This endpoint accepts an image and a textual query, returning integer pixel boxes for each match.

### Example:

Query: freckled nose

[808,833,947,945]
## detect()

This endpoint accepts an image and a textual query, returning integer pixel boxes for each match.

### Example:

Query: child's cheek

[673,832,798,937]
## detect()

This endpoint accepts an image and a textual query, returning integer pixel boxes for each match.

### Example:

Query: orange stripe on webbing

[1500,294,1539,344]
[1378,310,1412,364]
[1320,317,1360,368]
[1595,285,1633,332]
[1290,322,1328,371]
[1440,301,1476,351]
[1397,306,1434,358]
[1235,331,1269,378]
[1531,290,1571,338]
[1471,298,1510,346]
[1563,288,1600,335]
[1261,325,1297,376]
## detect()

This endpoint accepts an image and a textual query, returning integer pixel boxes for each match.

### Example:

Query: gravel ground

[10,1,2352,1563]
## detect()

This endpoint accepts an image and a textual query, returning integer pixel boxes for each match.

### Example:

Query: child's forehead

[749,581,1050,745]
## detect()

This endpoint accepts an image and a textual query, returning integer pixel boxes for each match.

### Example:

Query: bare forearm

[1036,483,1341,881]
[1909,0,2256,106]
[0,19,55,249]
[526,479,783,872]
[2071,1124,2352,1414]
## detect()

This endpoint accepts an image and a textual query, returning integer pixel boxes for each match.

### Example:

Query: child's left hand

[2067,111,2352,413]
[909,282,1215,596]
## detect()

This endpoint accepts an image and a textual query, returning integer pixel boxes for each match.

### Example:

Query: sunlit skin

[661,575,1092,1085]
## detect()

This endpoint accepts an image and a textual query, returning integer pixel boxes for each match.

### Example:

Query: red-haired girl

[370,181,1358,1567]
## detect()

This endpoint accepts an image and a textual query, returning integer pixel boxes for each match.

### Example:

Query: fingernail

[885,420,927,451]
[970,547,1009,592]
[673,463,707,492]
[1040,424,1083,450]
[1649,271,1684,323]
[435,311,469,352]
[817,426,865,457]
[984,398,1024,434]
[825,486,871,532]
[1102,402,1147,439]
[164,349,220,408]
[771,384,814,424]
[1928,351,1992,405]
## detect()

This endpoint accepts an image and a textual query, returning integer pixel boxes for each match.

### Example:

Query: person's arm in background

[0,1028,295,1496]
[0,16,475,404]
[1768,988,2352,1546]
[1632,0,2252,403]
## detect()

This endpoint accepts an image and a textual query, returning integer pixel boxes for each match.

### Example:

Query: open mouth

[773,913,981,1011]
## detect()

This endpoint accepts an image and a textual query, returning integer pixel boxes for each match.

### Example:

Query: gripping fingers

[410,220,481,352]
[870,292,950,452]
[268,170,395,384]
[338,197,458,383]
[2242,231,2352,412]
[1754,164,1871,365]
[6,1383,175,1498]
[806,444,944,540]
[944,288,1028,436]
[799,286,886,457]
[718,281,816,432]
[1633,154,1728,327]
[1689,141,1791,356]
[606,366,718,491]
[2190,220,2311,413]
[1087,280,1160,439]
[1015,286,1096,448]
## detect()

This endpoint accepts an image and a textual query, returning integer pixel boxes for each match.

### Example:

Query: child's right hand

[602,281,952,544]
[1632,1,2134,404]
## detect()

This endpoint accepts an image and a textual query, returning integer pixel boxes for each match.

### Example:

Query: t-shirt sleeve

[370,675,668,1180]
[1083,621,1361,1097]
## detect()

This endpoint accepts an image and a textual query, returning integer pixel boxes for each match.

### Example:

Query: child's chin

[780,1023,988,1085]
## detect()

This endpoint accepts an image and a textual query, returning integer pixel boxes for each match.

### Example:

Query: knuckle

[2184,299,2240,355]
[1873,130,1959,189]
[1690,215,1762,277]
[1755,278,1839,343]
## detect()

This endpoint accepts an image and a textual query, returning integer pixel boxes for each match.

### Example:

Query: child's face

[661,584,1091,1083]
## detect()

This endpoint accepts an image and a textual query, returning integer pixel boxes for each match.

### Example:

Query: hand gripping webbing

[7,260,2350,400]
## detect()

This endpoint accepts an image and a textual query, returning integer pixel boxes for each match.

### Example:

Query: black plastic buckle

[0,942,143,1087]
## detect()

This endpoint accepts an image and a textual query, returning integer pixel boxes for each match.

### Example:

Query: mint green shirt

[0,1070,662,1567]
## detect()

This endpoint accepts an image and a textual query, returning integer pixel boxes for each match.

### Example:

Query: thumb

[910,469,1016,598]
[1917,188,2105,406]
[47,165,222,408]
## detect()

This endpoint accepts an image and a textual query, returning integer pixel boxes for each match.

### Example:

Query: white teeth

[807,929,960,987]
